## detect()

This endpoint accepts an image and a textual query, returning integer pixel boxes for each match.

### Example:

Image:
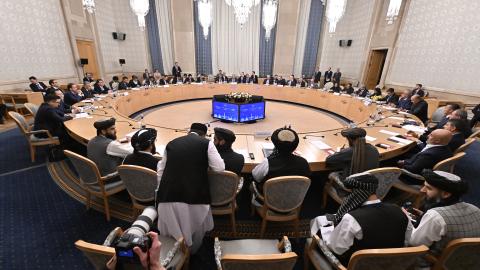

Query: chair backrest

[221,253,298,270]
[8,111,29,134]
[454,138,476,154]
[365,167,402,200]
[264,176,311,213]
[64,150,102,186]
[430,106,445,123]
[434,238,480,270]
[347,245,429,270]
[468,129,480,139]
[425,99,440,120]
[208,170,239,206]
[433,152,466,173]
[24,103,39,117]
[75,240,115,270]
[117,165,157,202]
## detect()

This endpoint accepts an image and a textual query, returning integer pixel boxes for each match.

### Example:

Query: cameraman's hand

[133,232,165,270]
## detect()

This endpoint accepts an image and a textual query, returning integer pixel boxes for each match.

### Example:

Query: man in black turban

[123,128,160,171]
[408,170,480,260]
[252,127,311,194]
[213,127,244,176]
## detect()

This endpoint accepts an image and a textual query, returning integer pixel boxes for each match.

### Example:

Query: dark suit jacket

[118,82,129,90]
[250,75,258,84]
[412,88,425,97]
[93,85,110,94]
[123,152,160,172]
[343,86,355,95]
[81,87,95,99]
[409,100,428,123]
[448,133,465,152]
[33,103,70,138]
[83,77,94,83]
[333,72,342,83]
[287,79,297,87]
[314,71,322,83]
[64,91,83,106]
[398,97,412,110]
[356,88,369,97]
[384,94,399,105]
[219,149,245,176]
[324,71,333,83]
[172,66,182,77]
[30,82,47,92]
[404,145,453,174]
[128,80,141,88]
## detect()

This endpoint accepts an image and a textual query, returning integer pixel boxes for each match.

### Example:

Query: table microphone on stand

[303,134,325,139]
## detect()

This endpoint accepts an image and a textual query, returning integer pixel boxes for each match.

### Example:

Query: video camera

[114,207,157,265]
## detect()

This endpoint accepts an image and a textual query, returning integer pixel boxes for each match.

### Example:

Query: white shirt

[156,134,225,184]
[106,140,133,158]
[408,209,446,247]
[420,144,443,152]
[325,200,413,255]
[252,158,269,182]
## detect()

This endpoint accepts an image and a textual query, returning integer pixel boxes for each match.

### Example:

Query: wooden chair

[64,150,125,221]
[76,228,190,270]
[8,111,60,162]
[215,236,297,270]
[1,95,26,114]
[322,167,401,208]
[304,234,429,270]
[427,238,480,270]
[454,138,476,154]
[117,165,158,218]
[393,152,466,208]
[468,129,480,139]
[24,102,39,117]
[208,170,240,236]
[251,176,311,238]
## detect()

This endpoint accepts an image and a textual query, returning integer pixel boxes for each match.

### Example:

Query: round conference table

[65,84,422,172]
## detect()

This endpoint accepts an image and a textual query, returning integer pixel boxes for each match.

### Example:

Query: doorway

[76,39,100,79]
[364,49,388,89]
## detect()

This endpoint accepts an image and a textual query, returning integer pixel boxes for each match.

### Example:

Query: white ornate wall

[386,0,480,96]
[318,0,376,81]
[95,0,149,75]
[0,0,77,88]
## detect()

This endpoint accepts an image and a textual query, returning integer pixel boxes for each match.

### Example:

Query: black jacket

[128,80,142,88]
[448,133,465,152]
[172,65,182,77]
[314,71,322,83]
[404,145,453,174]
[33,103,70,138]
[94,85,110,94]
[30,82,47,92]
[383,94,399,105]
[123,152,160,172]
[64,91,84,106]
[118,82,129,90]
[218,148,245,176]
[408,100,429,123]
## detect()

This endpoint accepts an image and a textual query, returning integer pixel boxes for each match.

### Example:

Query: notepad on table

[402,124,426,134]
[379,129,399,136]
[310,140,332,150]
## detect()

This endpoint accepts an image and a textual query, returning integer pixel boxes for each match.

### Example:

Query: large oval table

[65,84,421,172]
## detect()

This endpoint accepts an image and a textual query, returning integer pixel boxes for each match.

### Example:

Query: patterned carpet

[1,126,479,270]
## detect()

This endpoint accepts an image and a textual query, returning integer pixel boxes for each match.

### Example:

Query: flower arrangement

[225,92,252,103]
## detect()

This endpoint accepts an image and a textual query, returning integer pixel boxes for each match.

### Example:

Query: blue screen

[212,101,239,122]
[118,250,134,258]
[239,102,265,122]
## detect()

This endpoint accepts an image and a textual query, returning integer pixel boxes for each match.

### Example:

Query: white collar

[422,144,443,152]
[362,199,381,206]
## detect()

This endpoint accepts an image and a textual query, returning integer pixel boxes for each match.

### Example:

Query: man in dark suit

[33,94,72,143]
[333,68,342,84]
[286,75,297,87]
[250,71,259,84]
[408,94,428,124]
[46,79,61,95]
[83,73,94,83]
[81,81,95,98]
[324,67,333,85]
[397,90,413,110]
[398,129,453,184]
[444,119,466,152]
[277,76,286,86]
[213,128,245,176]
[118,76,129,90]
[128,75,142,88]
[93,79,110,94]
[53,89,78,115]
[343,83,355,95]
[263,75,274,85]
[29,76,47,93]
[123,128,160,172]
[381,88,399,106]
[297,77,307,87]
[411,83,425,97]
[314,69,322,84]
[172,62,182,78]
[64,83,84,106]
[355,86,369,97]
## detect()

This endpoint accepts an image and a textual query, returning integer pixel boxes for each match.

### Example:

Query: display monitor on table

[239,102,265,122]
[212,101,239,122]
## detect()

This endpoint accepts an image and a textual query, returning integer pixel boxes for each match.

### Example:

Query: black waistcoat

[156,134,210,204]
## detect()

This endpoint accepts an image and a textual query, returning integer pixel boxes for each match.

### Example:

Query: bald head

[427,129,452,145]
[411,94,422,104]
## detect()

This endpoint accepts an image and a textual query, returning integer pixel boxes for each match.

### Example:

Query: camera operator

[106,232,165,270]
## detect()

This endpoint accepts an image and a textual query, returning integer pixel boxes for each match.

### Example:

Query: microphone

[116,120,133,127]
[303,134,325,139]
[92,108,109,115]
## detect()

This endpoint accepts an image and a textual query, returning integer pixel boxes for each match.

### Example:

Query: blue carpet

[0,128,48,174]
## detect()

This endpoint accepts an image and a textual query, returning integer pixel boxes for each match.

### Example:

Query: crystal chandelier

[386,0,402,24]
[197,0,212,39]
[129,0,150,30]
[225,0,260,27]
[262,0,278,42]
[325,0,347,33]
[82,0,95,14]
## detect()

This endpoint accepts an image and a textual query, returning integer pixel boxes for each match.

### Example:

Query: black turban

[190,123,208,136]
[214,127,236,143]
[328,172,379,226]
[131,128,157,151]
[94,118,116,130]
[422,169,468,196]
[271,127,299,154]
[341,127,367,139]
